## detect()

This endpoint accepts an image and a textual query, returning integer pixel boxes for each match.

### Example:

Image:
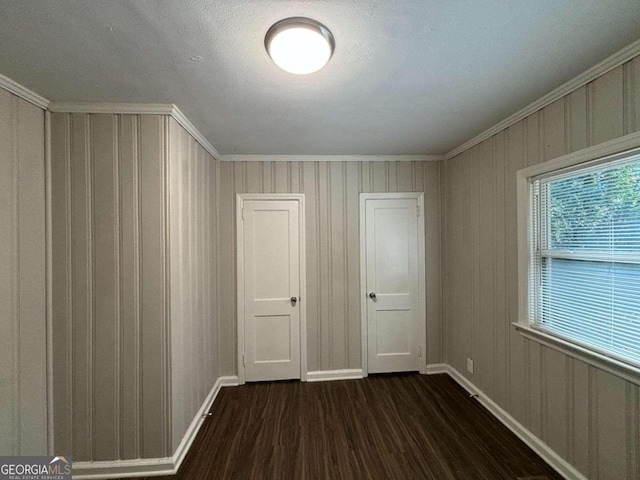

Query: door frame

[236,193,307,384]
[359,192,427,376]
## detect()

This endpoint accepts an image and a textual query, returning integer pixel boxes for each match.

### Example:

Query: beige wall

[168,119,219,451]
[217,160,442,375]
[0,89,48,455]
[51,112,220,462]
[444,59,640,479]
[51,113,171,460]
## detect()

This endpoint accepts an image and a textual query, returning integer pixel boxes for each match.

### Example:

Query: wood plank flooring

[138,373,562,479]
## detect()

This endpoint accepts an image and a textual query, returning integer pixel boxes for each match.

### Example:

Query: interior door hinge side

[242,354,245,366]
[241,208,245,220]
[416,205,420,217]
[418,345,422,357]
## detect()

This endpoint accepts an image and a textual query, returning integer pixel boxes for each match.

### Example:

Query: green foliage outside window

[549,164,640,251]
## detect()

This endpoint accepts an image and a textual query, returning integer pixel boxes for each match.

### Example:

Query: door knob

[369,292,376,300]
[291,296,297,306]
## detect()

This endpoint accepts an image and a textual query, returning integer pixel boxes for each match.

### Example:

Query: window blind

[530,154,640,366]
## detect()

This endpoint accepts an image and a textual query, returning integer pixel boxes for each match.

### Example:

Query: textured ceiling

[0,0,639,155]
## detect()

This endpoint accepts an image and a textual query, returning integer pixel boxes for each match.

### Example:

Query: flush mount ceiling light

[265,17,335,75]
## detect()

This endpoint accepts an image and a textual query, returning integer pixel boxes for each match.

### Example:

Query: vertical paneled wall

[51,113,171,461]
[0,90,47,455]
[168,119,218,451]
[444,58,640,479]
[217,160,442,375]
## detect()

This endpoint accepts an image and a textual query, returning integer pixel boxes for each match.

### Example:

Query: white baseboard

[72,457,175,479]
[306,369,364,382]
[218,375,240,387]
[73,375,238,479]
[171,376,235,472]
[440,365,587,480]
[425,363,449,374]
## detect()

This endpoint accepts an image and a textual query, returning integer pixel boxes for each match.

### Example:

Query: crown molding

[446,38,640,160]
[47,102,175,115]
[0,73,50,109]
[47,102,221,160]
[222,154,445,162]
[170,106,222,160]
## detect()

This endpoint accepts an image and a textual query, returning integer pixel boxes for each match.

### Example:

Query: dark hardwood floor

[139,373,562,480]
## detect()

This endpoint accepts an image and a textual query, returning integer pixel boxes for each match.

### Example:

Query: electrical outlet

[466,358,474,374]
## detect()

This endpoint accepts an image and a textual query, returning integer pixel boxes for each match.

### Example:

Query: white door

[361,194,425,374]
[238,195,305,382]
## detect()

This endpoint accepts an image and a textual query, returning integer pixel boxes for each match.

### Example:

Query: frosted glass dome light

[265,18,335,75]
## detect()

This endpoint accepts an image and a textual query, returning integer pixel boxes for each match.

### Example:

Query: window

[529,151,640,368]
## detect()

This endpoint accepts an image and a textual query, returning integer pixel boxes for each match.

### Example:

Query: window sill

[512,322,640,387]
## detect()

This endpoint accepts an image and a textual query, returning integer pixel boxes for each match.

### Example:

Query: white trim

[171,376,227,472]
[306,369,364,382]
[218,375,240,387]
[72,376,238,479]
[44,110,54,455]
[223,154,445,162]
[516,157,531,326]
[446,39,640,160]
[47,102,175,115]
[171,379,223,472]
[72,457,175,479]
[515,132,640,386]
[0,72,50,109]
[236,194,307,385]
[47,102,221,160]
[518,131,640,180]
[513,323,640,387]
[359,192,427,376]
[424,363,449,375]
[442,365,588,480]
[169,106,222,160]
[416,193,427,375]
[237,194,245,384]
[299,198,308,383]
